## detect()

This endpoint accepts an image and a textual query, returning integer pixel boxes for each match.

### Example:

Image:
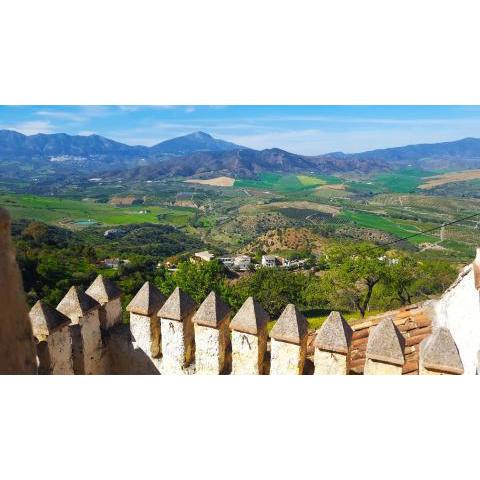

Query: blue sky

[1,105,480,155]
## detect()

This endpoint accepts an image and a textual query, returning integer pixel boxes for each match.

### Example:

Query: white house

[261,255,277,268]
[219,256,234,268]
[194,251,215,262]
[233,255,251,271]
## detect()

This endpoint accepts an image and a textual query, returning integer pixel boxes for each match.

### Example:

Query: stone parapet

[314,311,353,375]
[364,318,405,375]
[230,297,269,375]
[419,327,464,375]
[270,304,308,375]
[126,281,165,373]
[158,287,196,374]
[0,207,36,374]
[193,291,230,374]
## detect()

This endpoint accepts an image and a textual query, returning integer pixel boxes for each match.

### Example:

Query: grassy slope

[340,209,438,244]
[347,168,444,194]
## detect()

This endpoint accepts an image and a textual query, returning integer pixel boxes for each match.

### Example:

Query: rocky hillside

[240,227,327,255]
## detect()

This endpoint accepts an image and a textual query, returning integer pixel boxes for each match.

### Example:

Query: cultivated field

[239,200,341,216]
[419,169,480,190]
[184,176,235,187]
[0,194,196,227]
[234,173,342,193]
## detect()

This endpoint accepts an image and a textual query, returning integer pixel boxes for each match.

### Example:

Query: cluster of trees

[146,241,457,319]
[14,220,458,320]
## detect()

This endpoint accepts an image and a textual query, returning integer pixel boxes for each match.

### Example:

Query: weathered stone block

[57,287,105,375]
[129,313,162,372]
[419,327,464,375]
[269,304,308,375]
[364,318,405,375]
[194,322,229,374]
[193,291,230,375]
[314,350,349,375]
[100,297,123,330]
[364,358,403,375]
[231,330,267,374]
[86,275,123,329]
[0,207,36,374]
[29,300,74,374]
[79,309,105,375]
[158,287,196,375]
[160,317,194,374]
[47,326,74,374]
[270,338,307,375]
[313,311,352,375]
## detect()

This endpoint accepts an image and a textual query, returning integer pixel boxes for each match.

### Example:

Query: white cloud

[35,110,85,122]
[1,120,55,135]
[223,123,480,155]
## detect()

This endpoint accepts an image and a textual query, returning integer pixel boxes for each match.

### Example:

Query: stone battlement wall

[1,207,478,375]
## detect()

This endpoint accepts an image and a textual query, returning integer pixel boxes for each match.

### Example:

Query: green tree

[228,267,309,317]
[322,242,389,317]
[172,260,227,304]
[412,259,457,298]
[383,252,418,305]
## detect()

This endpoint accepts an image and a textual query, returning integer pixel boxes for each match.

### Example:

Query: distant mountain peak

[150,130,244,155]
[189,131,212,138]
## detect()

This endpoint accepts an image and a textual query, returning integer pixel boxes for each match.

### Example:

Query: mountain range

[2,129,480,179]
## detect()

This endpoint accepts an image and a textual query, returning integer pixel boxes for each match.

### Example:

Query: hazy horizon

[2,105,480,155]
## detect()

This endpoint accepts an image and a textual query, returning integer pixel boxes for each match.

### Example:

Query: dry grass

[419,169,480,190]
[241,227,327,255]
[109,195,141,206]
[315,183,346,191]
[184,176,235,187]
[242,201,340,215]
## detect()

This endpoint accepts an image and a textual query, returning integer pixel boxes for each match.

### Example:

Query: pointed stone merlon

[29,300,74,374]
[57,286,104,374]
[193,291,231,374]
[313,311,353,375]
[126,282,165,371]
[474,247,480,290]
[230,297,269,375]
[86,275,122,329]
[0,207,37,374]
[419,327,464,375]
[270,304,308,375]
[364,318,405,375]
[158,287,196,374]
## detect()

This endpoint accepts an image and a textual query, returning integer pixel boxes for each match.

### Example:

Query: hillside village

[1,205,479,375]
[192,250,308,271]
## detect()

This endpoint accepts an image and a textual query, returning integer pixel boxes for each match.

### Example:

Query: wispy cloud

[36,110,86,122]
[1,120,55,135]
